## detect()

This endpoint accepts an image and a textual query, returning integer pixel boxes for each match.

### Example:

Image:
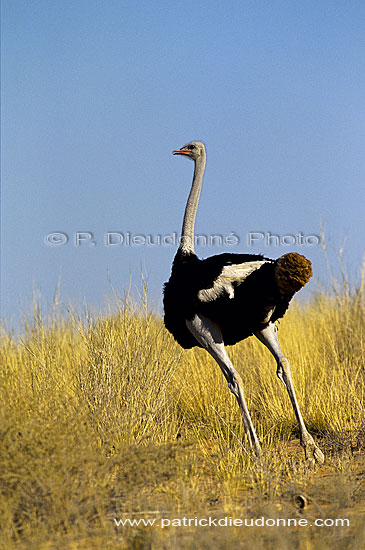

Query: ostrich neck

[179,154,206,255]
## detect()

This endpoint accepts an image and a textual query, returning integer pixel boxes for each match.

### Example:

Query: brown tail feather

[274,252,312,295]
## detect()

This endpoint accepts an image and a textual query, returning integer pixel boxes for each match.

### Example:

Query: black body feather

[163,250,293,349]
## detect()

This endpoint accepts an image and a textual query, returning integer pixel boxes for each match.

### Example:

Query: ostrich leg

[255,322,324,466]
[186,313,262,458]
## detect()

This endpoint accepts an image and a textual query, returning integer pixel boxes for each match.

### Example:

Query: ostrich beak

[172,147,190,156]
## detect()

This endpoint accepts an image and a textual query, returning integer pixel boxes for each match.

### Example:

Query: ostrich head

[173,141,205,160]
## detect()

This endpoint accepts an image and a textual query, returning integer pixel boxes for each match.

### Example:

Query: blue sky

[2,0,365,323]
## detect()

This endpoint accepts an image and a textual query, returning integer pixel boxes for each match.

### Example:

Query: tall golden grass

[1,278,364,549]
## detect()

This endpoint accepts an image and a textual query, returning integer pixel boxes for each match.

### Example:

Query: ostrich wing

[197,260,269,303]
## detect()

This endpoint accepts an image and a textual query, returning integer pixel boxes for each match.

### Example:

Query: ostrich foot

[301,434,324,466]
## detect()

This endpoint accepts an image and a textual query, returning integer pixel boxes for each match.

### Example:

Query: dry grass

[1,282,364,549]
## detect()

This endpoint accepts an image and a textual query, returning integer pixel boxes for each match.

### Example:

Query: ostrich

[163,140,324,466]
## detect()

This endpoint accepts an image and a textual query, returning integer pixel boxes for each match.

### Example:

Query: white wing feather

[197,260,269,303]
